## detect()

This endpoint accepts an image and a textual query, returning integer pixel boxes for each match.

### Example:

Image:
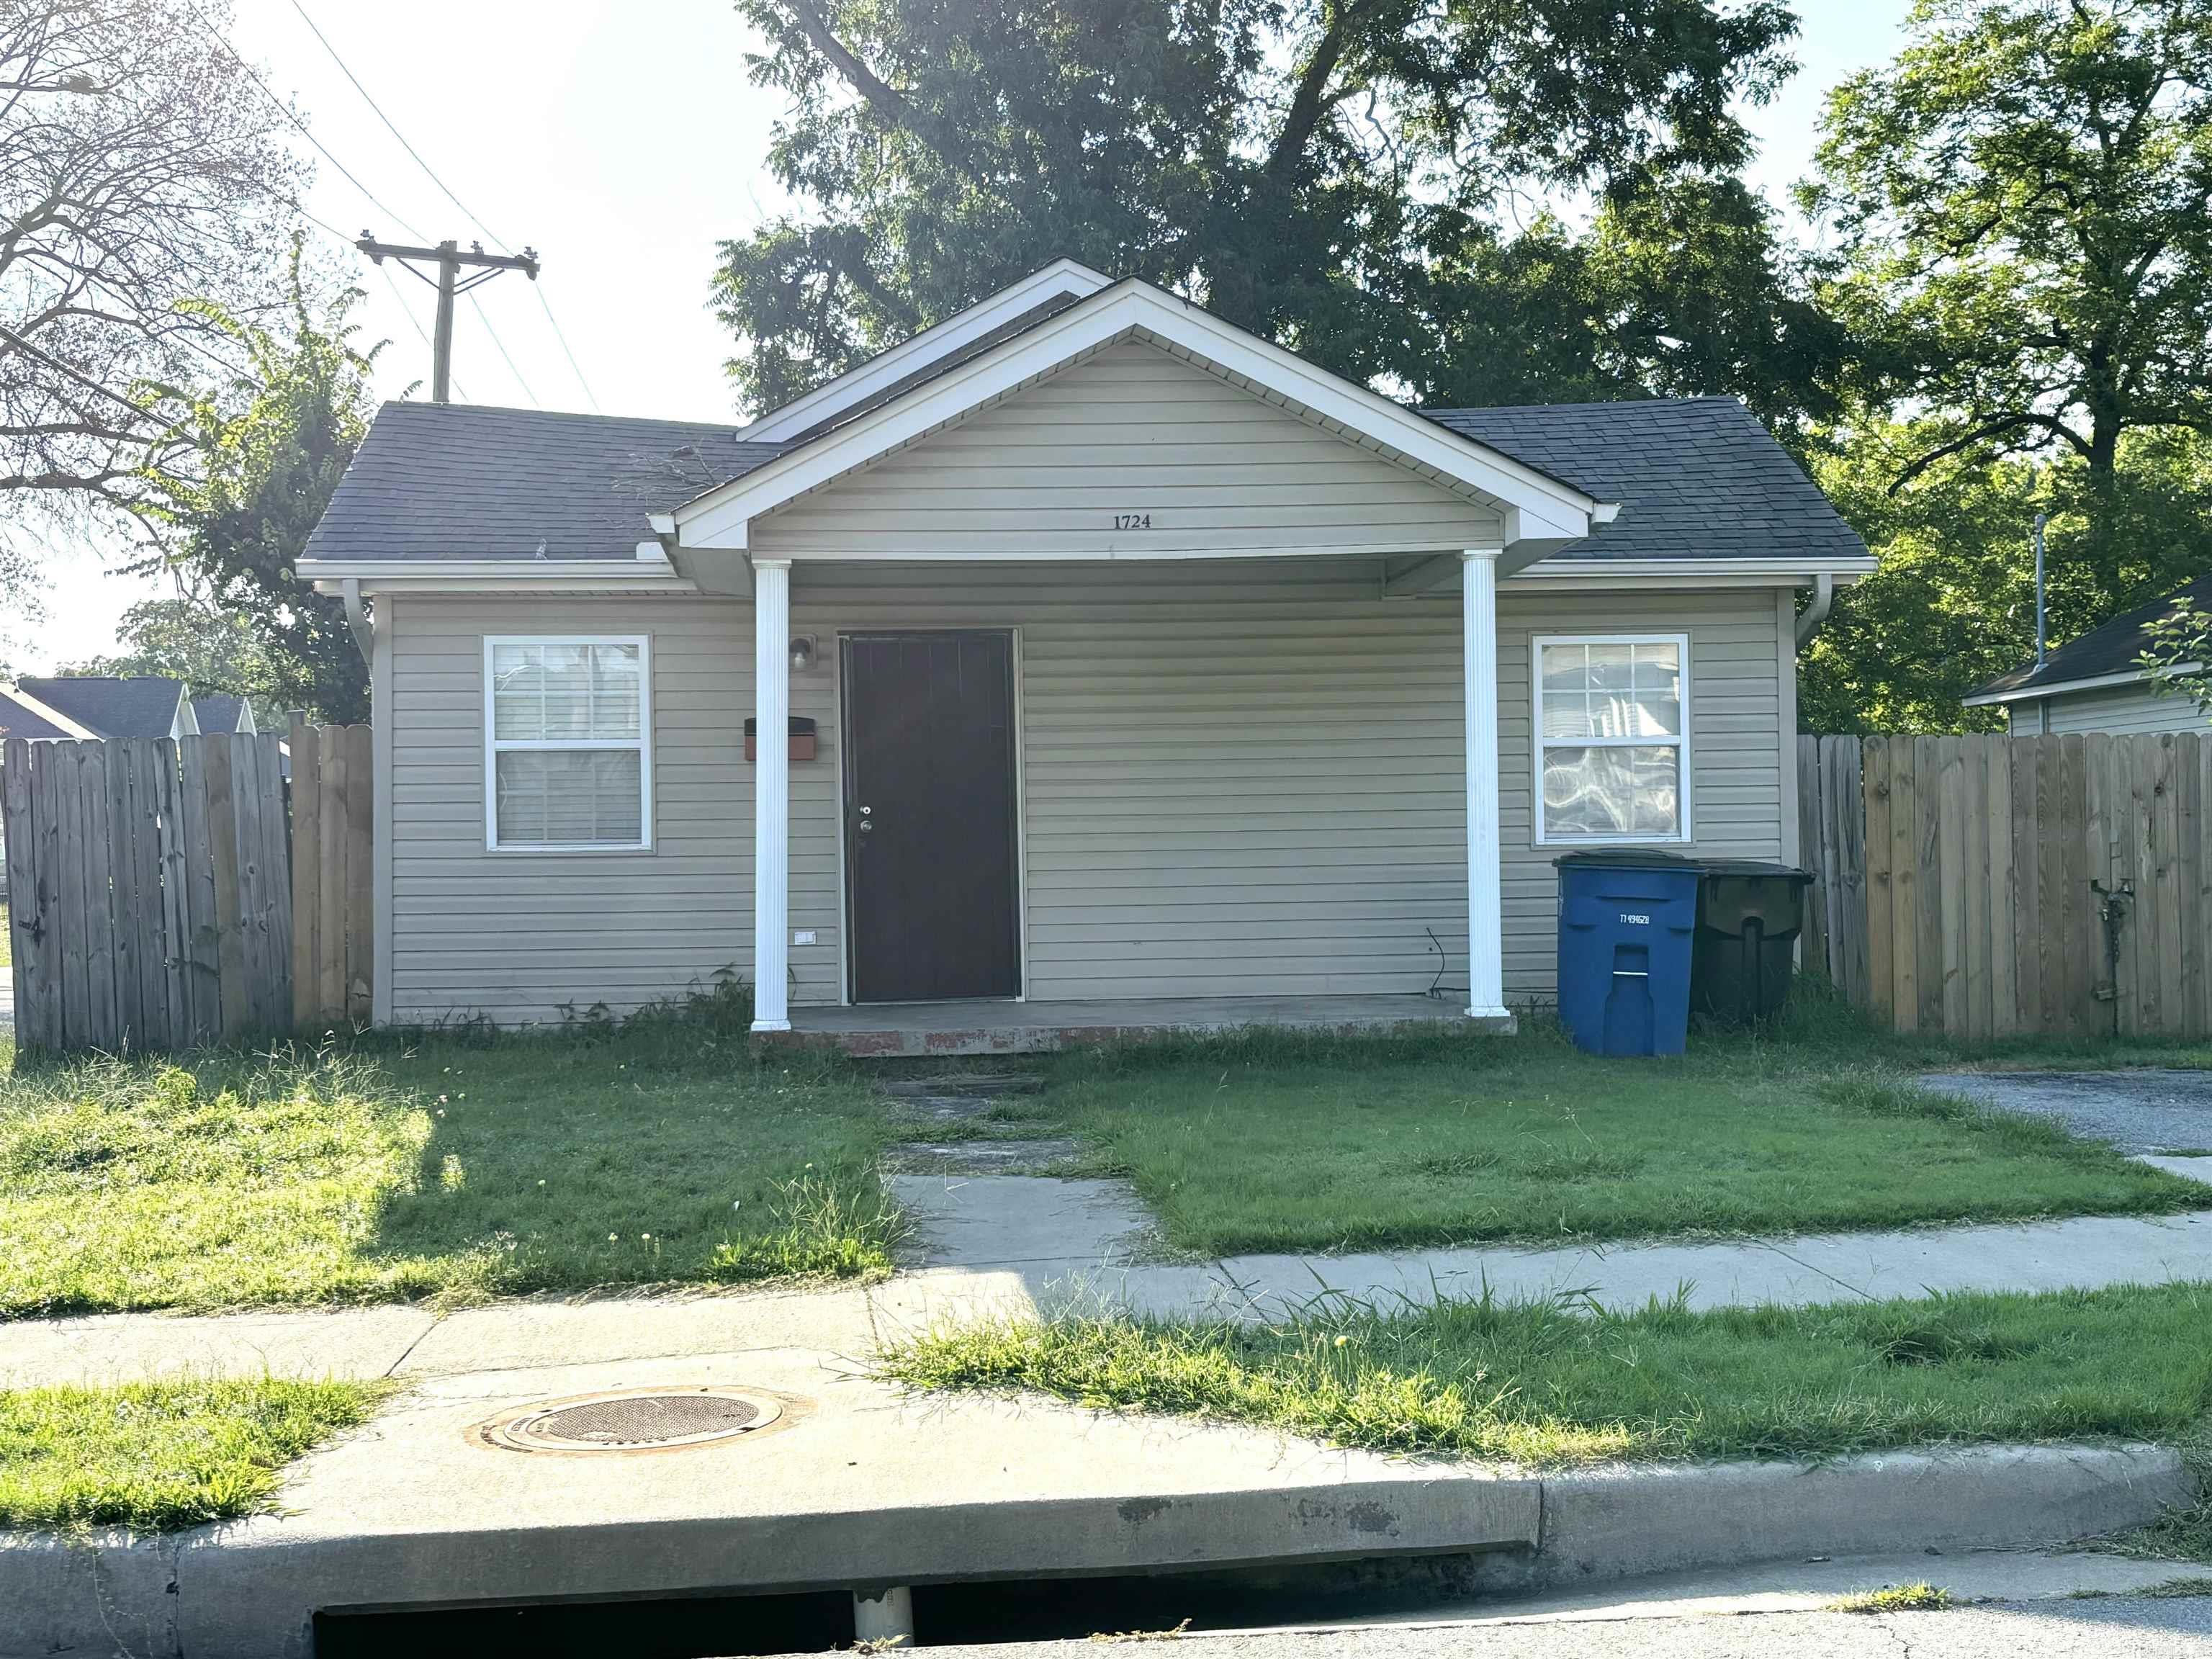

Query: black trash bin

[1692,860,1813,1024]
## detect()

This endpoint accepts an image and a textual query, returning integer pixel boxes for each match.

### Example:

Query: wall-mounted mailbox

[744,716,817,762]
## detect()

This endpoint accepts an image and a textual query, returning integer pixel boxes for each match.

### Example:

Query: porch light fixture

[789,635,816,672]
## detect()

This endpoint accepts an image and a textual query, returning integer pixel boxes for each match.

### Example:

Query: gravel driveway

[1923,1069,2212,1154]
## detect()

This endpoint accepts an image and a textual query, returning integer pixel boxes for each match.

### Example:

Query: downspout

[1794,572,1835,648]
[341,577,374,662]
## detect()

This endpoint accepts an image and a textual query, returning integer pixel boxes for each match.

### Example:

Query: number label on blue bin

[1619,912,1650,925]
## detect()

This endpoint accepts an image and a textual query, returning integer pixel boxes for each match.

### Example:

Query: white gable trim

[739,258,1112,445]
[675,279,1607,555]
[0,682,101,739]
[1962,663,2185,707]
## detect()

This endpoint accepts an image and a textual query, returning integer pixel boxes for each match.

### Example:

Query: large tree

[1,1,297,526]
[63,594,281,714]
[1807,0,2212,621]
[130,256,377,722]
[713,0,1832,421]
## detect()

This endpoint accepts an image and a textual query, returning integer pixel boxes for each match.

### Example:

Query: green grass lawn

[1022,1020,2204,1255]
[0,1377,384,1532]
[882,1280,2212,1467]
[0,1017,905,1317]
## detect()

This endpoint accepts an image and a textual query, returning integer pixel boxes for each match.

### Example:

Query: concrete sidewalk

[10,1184,2212,1390]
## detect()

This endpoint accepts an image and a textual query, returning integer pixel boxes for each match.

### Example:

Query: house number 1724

[1112,512,1152,530]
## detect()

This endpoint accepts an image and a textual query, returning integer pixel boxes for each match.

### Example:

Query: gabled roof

[192,693,252,734]
[18,675,186,739]
[1966,574,2212,705]
[0,686,93,741]
[1425,397,1868,565]
[302,404,785,563]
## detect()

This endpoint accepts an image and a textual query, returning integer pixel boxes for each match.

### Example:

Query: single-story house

[1,675,199,742]
[1966,575,2212,734]
[297,261,1874,1044]
[190,692,258,736]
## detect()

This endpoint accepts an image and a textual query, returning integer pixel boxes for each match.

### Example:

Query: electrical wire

[284,0,604,412]
[283,0,510,253]
[176,0,427,241]
[467,292,538,407]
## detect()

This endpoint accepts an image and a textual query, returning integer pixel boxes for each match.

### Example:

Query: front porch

[781,993,1515,1058]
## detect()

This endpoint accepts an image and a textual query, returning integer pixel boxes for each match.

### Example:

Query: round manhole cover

[478,1386,788,1454]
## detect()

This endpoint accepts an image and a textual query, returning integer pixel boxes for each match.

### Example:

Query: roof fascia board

[676,281,1605,551]
[1510,557,1876,583]
[1961,662,2190,706]
[0,682,102,739]
[740,259,1112,444]
[300,558,699,595]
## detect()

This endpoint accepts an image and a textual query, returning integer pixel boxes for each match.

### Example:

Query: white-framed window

[1532,633,1691,844]
[482,636,652,851]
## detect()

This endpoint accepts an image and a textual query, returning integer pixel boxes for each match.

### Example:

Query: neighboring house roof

[17,675,189,739]
[1966,573,2212,706]
[1424,397,1868,565]
[191,693,253,734]
[0,685,97,741]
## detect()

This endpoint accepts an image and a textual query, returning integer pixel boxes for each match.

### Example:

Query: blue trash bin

[1555,852,1702,1056]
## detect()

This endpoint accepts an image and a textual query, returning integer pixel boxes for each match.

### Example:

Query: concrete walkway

[12,1179,2212,1390]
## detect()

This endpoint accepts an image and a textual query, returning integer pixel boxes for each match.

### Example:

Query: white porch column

[752,558,793,1032]
[1462,549,1509,1020]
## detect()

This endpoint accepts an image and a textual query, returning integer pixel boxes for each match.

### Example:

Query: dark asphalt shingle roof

[0,690,77,741]
[18,676,185,739]
[305,386,1869,570]
[1974,574,2212,698]
[302,404,788,562]
[192,693,249,734]
[1422,396,1867,563]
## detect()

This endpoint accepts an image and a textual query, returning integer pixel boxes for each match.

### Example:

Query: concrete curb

[0,1442,2193,1658]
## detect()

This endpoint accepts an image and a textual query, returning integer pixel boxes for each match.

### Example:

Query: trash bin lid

[1698,859,1811,882]
[1552,849,1704,871]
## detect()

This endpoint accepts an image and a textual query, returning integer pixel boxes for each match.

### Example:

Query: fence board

[204,737,248,1043]
[133,742,172,1046]
[104,742,145,1048]
[1936,737,1968,1035]
[1798,737,1827,979]
[2154,736,2185,1038]
[316,728,349,1025]
[344,723,374,1026]
[1987,739,2016,1037]
[177,738,220,1046]
[1864,737,1894,1025]
[1915,737,1946,1032]
[1961,737,1992,1041]
[3,741,49,1048]
[256,730,293,1024]
[80,744,120,1049]
[291,721,322,1030]
[153,742,189,1046]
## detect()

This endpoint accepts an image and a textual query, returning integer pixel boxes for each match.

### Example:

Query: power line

[283,0,510,253]
[533,283,601,413]
[467,292,538,407]
[279,0,604,413]
[176,0,427,241]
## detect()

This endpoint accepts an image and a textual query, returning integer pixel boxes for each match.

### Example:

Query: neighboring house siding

[747,338,1508,559]
[2006,683,2212,736]
[382,570,1786,1023]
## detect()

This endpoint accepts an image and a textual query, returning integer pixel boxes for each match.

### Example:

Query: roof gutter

[1794,572,1835,648]
[1961,662,2190,708]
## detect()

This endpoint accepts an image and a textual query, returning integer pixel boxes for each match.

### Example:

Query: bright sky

[17,0,1917,673]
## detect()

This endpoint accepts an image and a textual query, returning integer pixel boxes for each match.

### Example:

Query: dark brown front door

[842,631,1021,1003]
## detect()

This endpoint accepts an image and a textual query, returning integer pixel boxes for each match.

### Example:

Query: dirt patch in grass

[0,1377,385,1532]
[0,1028,907,1316]
[1031,1022,2203,1254]
[881,1281,2212,1466]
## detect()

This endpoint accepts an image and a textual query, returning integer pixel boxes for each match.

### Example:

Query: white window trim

[1532,631,1693,847]
[482,634,654,853]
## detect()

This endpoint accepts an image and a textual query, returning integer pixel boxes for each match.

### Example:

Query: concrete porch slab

[781,994,1506,1057]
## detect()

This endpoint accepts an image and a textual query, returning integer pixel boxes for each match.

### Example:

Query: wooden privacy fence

[1799,732,2212,1040]
[2,725,373,1052]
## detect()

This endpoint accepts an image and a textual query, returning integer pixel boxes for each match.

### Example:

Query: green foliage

[1807,0,2212,594]
[883,1279,2212,1465]
[1827,1583,1952,1615]
[0,1377,384,1534]
[714,0,1830,421]
[63,595,284,724]
[2139,593,2212,716]
[131,240,378,723]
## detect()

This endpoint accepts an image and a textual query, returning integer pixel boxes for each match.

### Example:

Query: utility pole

[354,234,540,403]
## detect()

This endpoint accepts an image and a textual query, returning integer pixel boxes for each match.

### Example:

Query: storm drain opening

[477,1387,792,1455]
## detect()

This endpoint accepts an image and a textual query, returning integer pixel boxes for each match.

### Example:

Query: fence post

[291,719,322,1032]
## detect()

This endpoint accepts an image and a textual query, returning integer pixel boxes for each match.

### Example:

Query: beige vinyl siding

[2008,683,2212,736]
[382,570,1789,1023]
[748,338,1506,559]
